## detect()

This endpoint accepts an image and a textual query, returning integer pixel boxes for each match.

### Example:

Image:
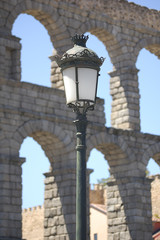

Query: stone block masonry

[22,175,160,240]
[0,0,160,239]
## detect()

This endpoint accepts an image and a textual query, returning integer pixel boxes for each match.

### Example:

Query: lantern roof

[56,34,104,70]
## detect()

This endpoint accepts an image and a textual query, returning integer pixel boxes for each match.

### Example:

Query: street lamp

[56,34,104,240]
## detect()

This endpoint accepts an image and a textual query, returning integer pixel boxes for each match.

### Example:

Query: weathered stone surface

[0,0,160,239]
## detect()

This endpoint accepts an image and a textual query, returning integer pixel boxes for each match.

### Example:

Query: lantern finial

[72,34,89,47]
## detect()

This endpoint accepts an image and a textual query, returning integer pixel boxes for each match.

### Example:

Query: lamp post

[56,34,104,240]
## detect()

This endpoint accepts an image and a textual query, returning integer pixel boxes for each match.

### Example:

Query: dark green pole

[74,113,88,240]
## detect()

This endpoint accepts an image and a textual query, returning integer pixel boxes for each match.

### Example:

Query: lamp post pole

[55,34,104,240]
[74,113,88,240]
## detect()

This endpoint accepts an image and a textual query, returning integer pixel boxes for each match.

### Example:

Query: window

[94,233,98,240]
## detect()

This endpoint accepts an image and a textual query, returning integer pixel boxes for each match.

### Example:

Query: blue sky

[12,1,160,208]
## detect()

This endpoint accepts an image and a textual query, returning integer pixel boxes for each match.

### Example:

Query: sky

[12,0,160,209]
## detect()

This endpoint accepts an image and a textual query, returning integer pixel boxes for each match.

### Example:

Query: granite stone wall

[22,176,160,240]
[0,0,160,239]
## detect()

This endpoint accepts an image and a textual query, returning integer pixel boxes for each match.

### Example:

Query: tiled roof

[90,204,107,214]
[153,217,160,222]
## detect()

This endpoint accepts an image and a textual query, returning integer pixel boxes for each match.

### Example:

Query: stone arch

[80,21,142,131]
[87,131,129,159]
[79,19,124,61]
[135,36,160,61]
[11,119,74,163]
[5,119,76,240]
[6,0,71,52]
[86,131,134,178]
[20,137,50,211]
[142,142,160,167]
[135,38,160,134]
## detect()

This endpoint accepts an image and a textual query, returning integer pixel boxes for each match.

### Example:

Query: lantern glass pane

[78,68,97,102]
[63,67,76,104]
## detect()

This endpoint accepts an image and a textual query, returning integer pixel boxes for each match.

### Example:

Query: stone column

[44,168,76,240]
[44,167,91,240]
[109,66,140,131]
[49,49,64,89]
[0,35,21,81]
[0,157,25,240]
[107,176,152,240]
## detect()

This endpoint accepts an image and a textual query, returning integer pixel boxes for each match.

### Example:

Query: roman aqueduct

[0,0,160,239]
